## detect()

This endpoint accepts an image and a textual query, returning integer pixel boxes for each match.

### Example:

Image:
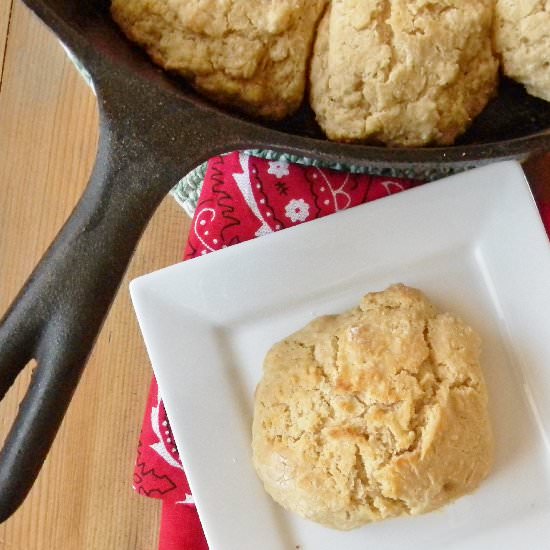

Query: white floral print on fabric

[285,198,311,223]
[267,159,290,179]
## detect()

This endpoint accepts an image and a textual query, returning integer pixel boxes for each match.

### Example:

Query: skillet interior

[23,0,550,173]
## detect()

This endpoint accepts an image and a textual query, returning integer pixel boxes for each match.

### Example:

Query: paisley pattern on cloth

[133,151,421,550]
[185,152,419,256]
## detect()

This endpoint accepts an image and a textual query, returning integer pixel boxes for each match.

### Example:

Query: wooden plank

[0,1,191,548]
[0,0,12,85]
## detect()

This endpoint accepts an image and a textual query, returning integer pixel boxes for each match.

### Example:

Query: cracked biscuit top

[309,0,499,146]
[252,284,493,530]
[111,0,327,120]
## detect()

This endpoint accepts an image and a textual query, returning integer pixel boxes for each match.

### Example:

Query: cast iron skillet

[0,0,549,523]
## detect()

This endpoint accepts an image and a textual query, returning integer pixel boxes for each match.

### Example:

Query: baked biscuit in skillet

[494,0,550,102]
[112,0,327,119]
[310,0,499,146]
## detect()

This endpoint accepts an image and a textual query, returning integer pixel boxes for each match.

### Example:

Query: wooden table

[1,3,549,550]
[0,2,190,548]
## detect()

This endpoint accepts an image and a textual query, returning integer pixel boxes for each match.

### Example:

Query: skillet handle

[0,88,214,521]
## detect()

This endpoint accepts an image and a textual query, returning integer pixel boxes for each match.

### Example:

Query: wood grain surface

[0,2,11,79]
[0,2,190,548]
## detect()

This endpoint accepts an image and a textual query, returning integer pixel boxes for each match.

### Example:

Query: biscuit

[252,284,493,530]
[494,0,550,102]
[309,0,499,146]
[111,0,327,119]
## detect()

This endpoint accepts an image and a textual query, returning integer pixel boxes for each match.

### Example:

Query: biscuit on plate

[494,0,550,102]
[309,0,499,146]
[252,284,493,530]
[111,0,327,119]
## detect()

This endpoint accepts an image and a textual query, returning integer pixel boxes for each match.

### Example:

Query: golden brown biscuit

[494,0,550,102]
[252,284,493,530]
[111,0,327,119]
[310,0,499,146]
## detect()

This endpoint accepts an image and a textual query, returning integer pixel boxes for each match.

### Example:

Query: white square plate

[131,161,550,550]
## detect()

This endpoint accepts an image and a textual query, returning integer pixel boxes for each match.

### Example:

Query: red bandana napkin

[133,151,550,550]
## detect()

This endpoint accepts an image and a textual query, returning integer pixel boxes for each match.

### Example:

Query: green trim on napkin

[170,151,374,217]
[170,150,382,217]
[171,151,472,217]
[170,161,208,216]
[171,151,377,217]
